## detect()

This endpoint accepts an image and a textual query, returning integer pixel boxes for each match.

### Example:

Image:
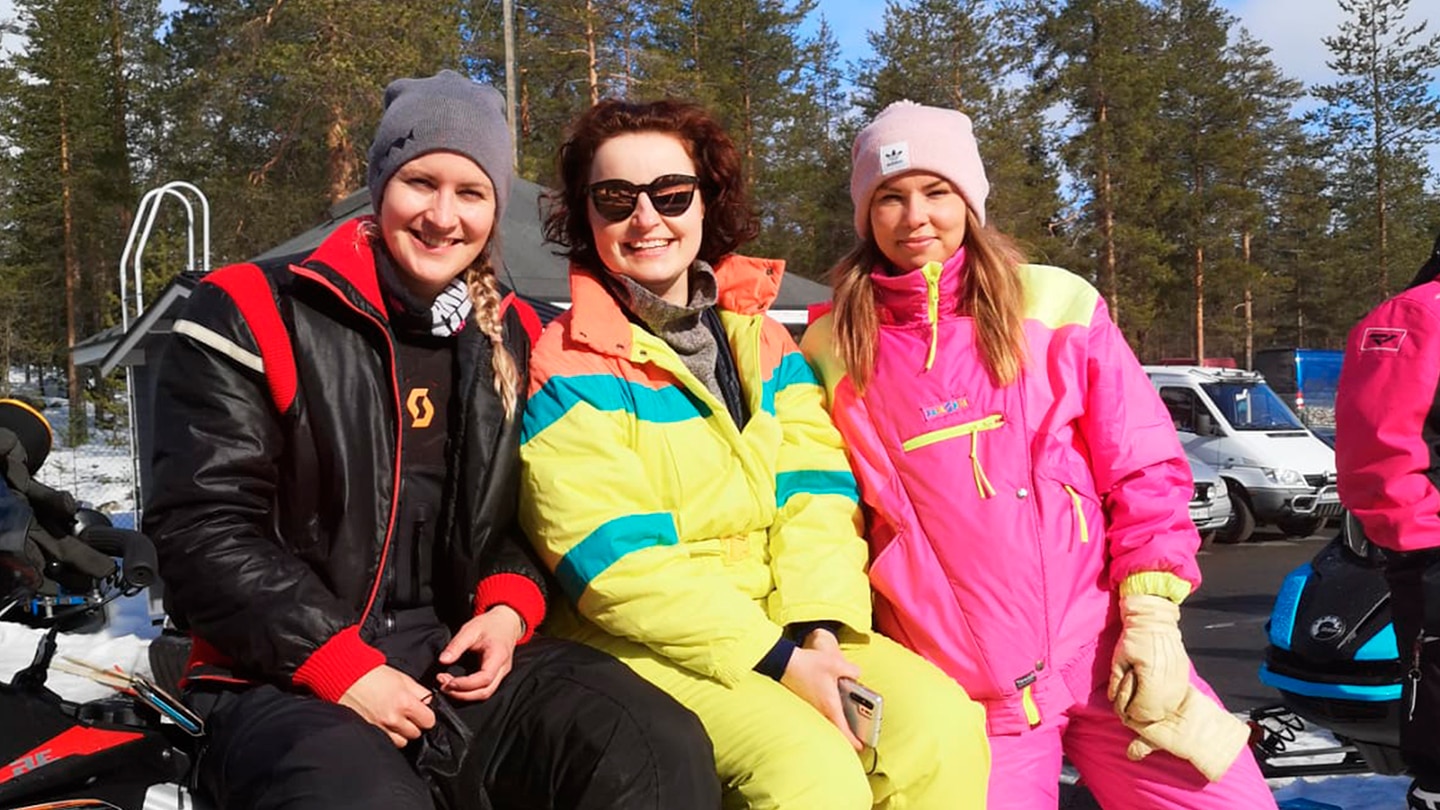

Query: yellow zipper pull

[921,261,943,370]
[1021,682,1042,727]
[971,430,997,499]
[1063,484,1090,543]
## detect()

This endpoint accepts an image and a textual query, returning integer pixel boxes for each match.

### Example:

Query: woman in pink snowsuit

[801,101,1276,809]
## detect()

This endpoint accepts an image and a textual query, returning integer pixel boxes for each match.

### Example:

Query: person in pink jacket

[1336,233,1440,810]
[800,100,1275,809]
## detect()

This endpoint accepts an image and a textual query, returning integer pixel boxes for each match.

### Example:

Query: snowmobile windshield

[1201,382,1305,431]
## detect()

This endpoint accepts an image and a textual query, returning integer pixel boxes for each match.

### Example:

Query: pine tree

[855,0,1068,265]
[1311,0,1440,298]
[1152,0,1251,363]
[1037,0,1171,343]
[1209,29,1305,367]
[0,0,153,442]
[483,0,657,181]
[754,13,851,280]
[155,0,466,264]
[641,0,827,270]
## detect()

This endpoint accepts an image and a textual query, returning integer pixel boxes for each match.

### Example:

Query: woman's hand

[435,604,524,702]
[780,629,864,750]
[338,664,436,748]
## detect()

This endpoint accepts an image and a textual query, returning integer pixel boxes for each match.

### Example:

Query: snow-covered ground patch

[1266,727,1410,807]
[6,368,139,513]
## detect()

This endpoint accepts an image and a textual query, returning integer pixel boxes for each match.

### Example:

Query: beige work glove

[1120,676,1250,782]
[1108,593,1190,723]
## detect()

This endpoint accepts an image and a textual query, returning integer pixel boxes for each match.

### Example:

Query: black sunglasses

[586,174,699,222]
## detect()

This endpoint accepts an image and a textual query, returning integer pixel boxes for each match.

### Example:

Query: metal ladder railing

[117,182,210,514]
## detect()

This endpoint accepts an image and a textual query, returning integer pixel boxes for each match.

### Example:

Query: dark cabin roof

[76,179,832,370]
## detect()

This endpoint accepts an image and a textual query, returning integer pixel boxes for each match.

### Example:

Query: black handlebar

[80,526,158,590]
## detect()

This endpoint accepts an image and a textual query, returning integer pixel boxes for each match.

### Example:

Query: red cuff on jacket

[292,626,387,703]
[475,573,546,645]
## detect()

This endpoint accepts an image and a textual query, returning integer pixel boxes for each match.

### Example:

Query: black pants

[1386,548,1440,790]
[187,636,720,810]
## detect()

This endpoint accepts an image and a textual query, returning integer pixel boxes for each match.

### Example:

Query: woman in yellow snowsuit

[518,98,991,809]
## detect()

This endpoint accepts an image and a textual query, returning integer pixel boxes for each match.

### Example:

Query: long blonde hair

[464,255,520,420]
[829,208,1029,391]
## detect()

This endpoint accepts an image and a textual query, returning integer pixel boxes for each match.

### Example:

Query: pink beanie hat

[849,100,990,237]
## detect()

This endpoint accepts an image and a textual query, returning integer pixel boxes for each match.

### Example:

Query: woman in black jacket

[144,70,718,810]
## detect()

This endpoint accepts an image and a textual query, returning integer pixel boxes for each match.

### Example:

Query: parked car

[1145,365,1339,543]
[1187,455,1233,549]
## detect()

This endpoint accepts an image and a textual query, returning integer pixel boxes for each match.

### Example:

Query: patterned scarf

[374,243,474,337]
[427,278,473,337]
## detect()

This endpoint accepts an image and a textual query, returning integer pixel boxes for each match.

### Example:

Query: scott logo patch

[406,388,435,428]
[1361,327,1406,352]
[880,141,911,175]
[921,397,968,421]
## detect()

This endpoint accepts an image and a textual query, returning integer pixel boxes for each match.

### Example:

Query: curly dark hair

[543,98,759,272]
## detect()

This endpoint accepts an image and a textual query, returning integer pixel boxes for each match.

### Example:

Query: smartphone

[839,677,883,749]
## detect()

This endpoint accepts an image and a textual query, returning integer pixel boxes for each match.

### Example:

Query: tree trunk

[740,15,754,184]
[108,0,134,318]
[690,19,701,97]
[1097,98,1118,319]
[60,91,87,445]
[1193,161,1205,363]
[1375,140,1388,298]
[520,68,530,138]
[109,0,131,227]
[325,103,358,205]
[1242,229,1254,370]
[584,0,599,105]
[1194,244,1205,363]
[1370,19,1388,298]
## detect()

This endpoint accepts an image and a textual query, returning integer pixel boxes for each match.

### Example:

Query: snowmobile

[1250,510,1406,779]
[1,398,200,810]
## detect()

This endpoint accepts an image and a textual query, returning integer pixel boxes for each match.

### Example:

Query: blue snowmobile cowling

[1256,514,1405,775]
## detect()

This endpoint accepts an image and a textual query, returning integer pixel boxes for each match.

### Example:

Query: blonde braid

[465,258,520,419]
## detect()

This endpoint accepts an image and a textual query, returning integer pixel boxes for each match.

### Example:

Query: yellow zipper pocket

[902,414,1004,498]
[1063,484,1090,543]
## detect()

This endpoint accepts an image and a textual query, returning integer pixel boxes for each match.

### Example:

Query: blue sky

[810,0,1354,92]
[806,0,1437,175]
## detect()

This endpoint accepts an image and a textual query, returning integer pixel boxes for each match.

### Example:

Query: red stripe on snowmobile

[0,726,144,785]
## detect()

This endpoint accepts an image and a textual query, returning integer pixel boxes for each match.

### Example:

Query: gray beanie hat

[367,70,513,222]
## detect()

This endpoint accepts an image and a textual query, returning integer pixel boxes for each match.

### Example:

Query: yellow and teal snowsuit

[519,256,989,809]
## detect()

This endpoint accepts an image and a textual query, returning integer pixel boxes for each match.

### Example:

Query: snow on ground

[1267,733,1411,808]
[6,368,139,514]
[0,592,159,703]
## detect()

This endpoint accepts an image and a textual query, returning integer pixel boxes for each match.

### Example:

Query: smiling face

[868,171,969,272]
[377,151,496,300]
[586,131,704,306]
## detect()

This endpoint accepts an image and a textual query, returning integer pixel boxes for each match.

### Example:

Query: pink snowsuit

[802,248,1275,808]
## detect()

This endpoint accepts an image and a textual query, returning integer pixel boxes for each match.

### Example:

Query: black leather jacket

[145,219,544,692]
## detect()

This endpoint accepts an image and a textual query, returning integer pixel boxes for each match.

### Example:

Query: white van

[1143,366,1339,543]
